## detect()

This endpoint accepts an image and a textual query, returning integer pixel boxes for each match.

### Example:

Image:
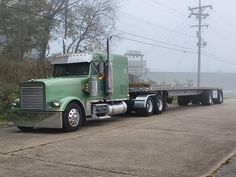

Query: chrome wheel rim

[147,99,153,113]
[219,92,223,102]
[209,94,213,104]
[68,109,80,127]
[157,99,163,111]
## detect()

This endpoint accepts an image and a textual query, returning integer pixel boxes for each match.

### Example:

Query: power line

[113,34,236,66]
[176,30,191,72]
[144,0,186,17]
[210,13,236,41]
[120,11,196,39]
[213,9,236,35]
[203,52,236,65]
[131,0,195,42]
[112,35,197,54]
[116,29,197,52]
[160,18,196,42]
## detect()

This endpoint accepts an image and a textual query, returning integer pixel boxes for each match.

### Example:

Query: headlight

[50,101,60,108]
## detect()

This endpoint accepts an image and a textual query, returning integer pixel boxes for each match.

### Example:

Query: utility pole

[189,0,212,87]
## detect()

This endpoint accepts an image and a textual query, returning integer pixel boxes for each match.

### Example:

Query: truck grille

[21,85,44,110]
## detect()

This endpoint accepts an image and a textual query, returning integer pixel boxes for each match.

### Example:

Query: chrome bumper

[10,111,63,129]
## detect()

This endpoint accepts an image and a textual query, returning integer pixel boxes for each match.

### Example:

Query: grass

[0,117,8,127]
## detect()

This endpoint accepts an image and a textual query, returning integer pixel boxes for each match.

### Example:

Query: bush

[0,82,18,123]
[0,57,52,125]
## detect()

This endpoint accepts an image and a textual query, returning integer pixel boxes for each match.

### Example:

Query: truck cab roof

[51,53,127,65]
[52,53,94,65]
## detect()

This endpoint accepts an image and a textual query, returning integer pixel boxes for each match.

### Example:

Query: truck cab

[11,53,129,131]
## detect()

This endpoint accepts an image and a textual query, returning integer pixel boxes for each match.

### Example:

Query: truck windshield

[53,62,90,77]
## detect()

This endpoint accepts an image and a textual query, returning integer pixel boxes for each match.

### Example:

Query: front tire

[63,103,83,132]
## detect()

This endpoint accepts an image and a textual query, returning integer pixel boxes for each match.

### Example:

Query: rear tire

[213,90,223,104]
[137,97,154,117]
[154,95,164,114]
[63,103,83,132]
[178,96,190,106]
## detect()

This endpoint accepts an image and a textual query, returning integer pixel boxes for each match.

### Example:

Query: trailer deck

[130,87,222,97]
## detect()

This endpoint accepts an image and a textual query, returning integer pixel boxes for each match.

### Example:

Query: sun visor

[52,54,93,64]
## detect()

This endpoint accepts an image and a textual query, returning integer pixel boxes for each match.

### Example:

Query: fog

[112,0,236,73]
[146,72,236,97]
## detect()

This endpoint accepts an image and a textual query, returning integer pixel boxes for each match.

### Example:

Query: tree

[36,0,67,60]
[0,0,66,60]
[0,0,117,59]
[0,0,32,59]
[62,0,117,54]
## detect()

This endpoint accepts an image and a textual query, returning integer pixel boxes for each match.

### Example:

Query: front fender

[59,97,85,112]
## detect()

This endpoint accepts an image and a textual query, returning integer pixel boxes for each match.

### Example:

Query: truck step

[88,115,111,120]
[97,116,111,119]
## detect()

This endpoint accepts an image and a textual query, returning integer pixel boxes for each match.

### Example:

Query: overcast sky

[112,0,236,73]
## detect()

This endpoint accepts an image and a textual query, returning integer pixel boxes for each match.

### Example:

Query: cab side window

[90,62,100,76]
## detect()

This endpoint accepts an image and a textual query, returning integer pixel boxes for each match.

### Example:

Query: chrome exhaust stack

[106,36,113,95]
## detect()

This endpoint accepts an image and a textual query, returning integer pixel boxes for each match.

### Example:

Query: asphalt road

[1,99,236,177]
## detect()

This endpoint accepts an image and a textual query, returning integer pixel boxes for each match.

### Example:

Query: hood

[29,77,88,103]
[34,76,87,87]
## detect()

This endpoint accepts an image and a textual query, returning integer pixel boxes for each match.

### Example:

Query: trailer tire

[178,96,189,106]
[154,95,163,114]
[17,126,33,132]
[214,90,223,104]
[201,91,213,106]
[63,103,83,132]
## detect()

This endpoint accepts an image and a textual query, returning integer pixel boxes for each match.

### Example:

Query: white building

[125,50,148,81]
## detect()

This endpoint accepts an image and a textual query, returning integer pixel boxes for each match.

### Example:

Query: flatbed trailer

[125,87,223,116]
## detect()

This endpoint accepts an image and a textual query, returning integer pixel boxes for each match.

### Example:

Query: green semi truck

[11,39,223,132]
